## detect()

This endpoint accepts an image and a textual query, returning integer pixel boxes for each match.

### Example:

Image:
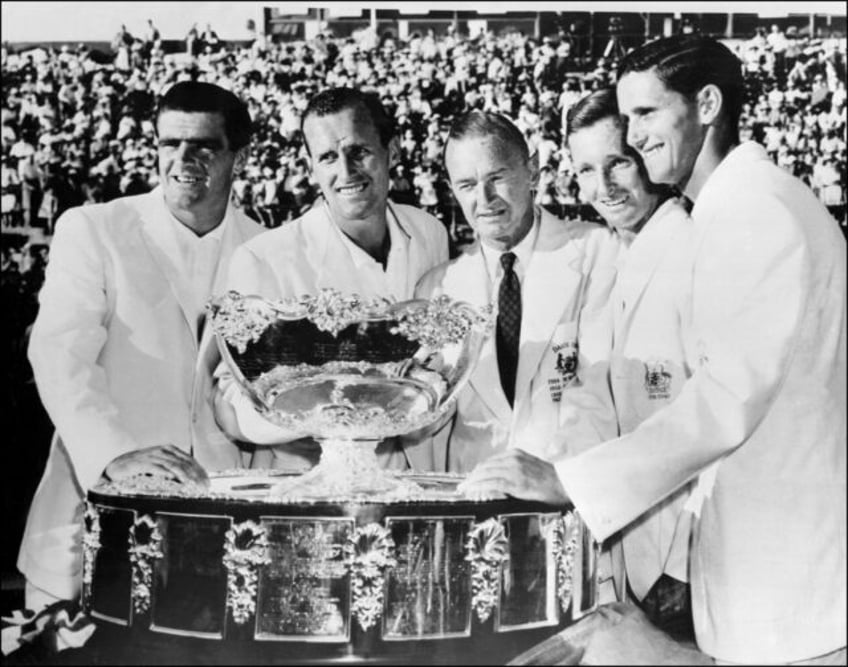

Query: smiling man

[18,82,264,612]
[212,87,448,472]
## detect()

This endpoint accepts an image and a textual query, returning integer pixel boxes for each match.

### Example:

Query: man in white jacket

[563,87,695,624]
[467,35,846,665]
[213,87,448,472]
[18,82,265,611]
[416,110,623,601]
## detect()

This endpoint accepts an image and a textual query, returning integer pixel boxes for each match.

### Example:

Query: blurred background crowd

[1,9,846,579]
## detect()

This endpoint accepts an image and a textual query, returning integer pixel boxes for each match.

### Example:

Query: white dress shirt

[169,210,226,337]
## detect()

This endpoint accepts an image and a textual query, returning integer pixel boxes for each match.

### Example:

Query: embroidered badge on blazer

[547,341,579,402]
[644,361,672,400]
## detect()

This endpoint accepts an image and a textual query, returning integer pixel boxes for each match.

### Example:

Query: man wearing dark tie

[417,110,621,474]
[416,110,624,601]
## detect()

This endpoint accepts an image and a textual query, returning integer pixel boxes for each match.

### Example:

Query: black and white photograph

[1,1,845,664]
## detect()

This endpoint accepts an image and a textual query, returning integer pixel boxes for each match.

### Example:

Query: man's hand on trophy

[458,449,570,506]
[103,445,210,487]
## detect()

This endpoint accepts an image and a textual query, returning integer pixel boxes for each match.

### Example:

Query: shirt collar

[324,200,402,271]
[166,197,230,250]
[479,208,540,284]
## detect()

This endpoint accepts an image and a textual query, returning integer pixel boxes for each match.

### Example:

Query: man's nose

[476,180,496,203]
[626,120,646,152]
[338,152,357,179]
[597,169,616,196]
[174,141,198,161]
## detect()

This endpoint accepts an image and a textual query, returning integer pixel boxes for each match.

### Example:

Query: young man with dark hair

[18,81,264,611]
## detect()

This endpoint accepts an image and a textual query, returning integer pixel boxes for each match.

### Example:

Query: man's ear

[527,150,540,188]
[233,147,247,174]
[387,136,401,168]
[697,84,723,126]
[303,155,320,186]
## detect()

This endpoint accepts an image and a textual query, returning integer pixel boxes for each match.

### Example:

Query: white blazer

[608,198,696,601]
[416,208,621,474]
[217,200,449,472]
[556,142,847,662]
[18,188,264,599]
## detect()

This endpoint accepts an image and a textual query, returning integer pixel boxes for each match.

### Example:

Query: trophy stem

[269,439,421,499]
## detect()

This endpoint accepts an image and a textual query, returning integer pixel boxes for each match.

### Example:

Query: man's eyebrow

[157,136,224,144]
[627,104,656,115]
[453,167,507,184]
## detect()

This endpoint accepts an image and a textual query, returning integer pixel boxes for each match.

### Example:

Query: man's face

[616,69,704,189]
[568,116,658,236]
[157,110,239,220]
[303,105,393,223]
[445,134,536,251]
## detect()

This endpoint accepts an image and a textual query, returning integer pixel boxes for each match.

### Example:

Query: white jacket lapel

[139,190,198,345]
[514,213,584,409]
[618,199,689,333]
[199,208,254,371]
[386,202,414,297]
[310,203,361,291]
[442,245,512,425]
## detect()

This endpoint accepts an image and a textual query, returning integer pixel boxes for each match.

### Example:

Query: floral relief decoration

[81,503,102,608]
[343,523,397,631]
[128,514,163,615]
[545,511,582,614]
[464,517,509,623]
[222,520,271,625]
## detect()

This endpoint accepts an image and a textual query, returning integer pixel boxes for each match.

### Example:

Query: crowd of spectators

[1,20,845,243]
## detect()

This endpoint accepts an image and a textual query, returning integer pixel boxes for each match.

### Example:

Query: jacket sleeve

[27,208,142,491]
[555,191,813,541]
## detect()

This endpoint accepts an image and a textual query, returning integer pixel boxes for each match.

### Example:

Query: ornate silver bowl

[208,289,492,499]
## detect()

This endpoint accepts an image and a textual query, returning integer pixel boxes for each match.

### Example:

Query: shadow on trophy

[208,289,493,500]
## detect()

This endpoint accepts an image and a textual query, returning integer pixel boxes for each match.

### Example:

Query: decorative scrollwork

[296,289,393,337]
[464,518,509,623]
[392,295,494,349]
[343,523,397,631]
[207,291,280,354]
[128,514,163,615]
[223,520,271,625]
[81,503,101,608]
[545,511,582,614]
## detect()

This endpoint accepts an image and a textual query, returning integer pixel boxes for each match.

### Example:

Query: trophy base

[268,439,422,499]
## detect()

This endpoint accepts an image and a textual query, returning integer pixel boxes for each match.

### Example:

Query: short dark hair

[300,87,394,153]
[445,110,529,163]
[156,81,252,150]
[565,87,622,142]
[618,34,745,142]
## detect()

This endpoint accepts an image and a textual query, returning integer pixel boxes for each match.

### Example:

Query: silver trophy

[208,289,492,499]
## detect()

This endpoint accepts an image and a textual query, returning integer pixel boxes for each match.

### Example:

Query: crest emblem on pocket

[548,341,579,402]
[556,349,578,382]
[644,361,672,400]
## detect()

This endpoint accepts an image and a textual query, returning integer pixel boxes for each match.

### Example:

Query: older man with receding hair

[416,109,624,602]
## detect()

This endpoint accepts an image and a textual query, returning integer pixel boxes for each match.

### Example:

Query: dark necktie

[497,251,521,407]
